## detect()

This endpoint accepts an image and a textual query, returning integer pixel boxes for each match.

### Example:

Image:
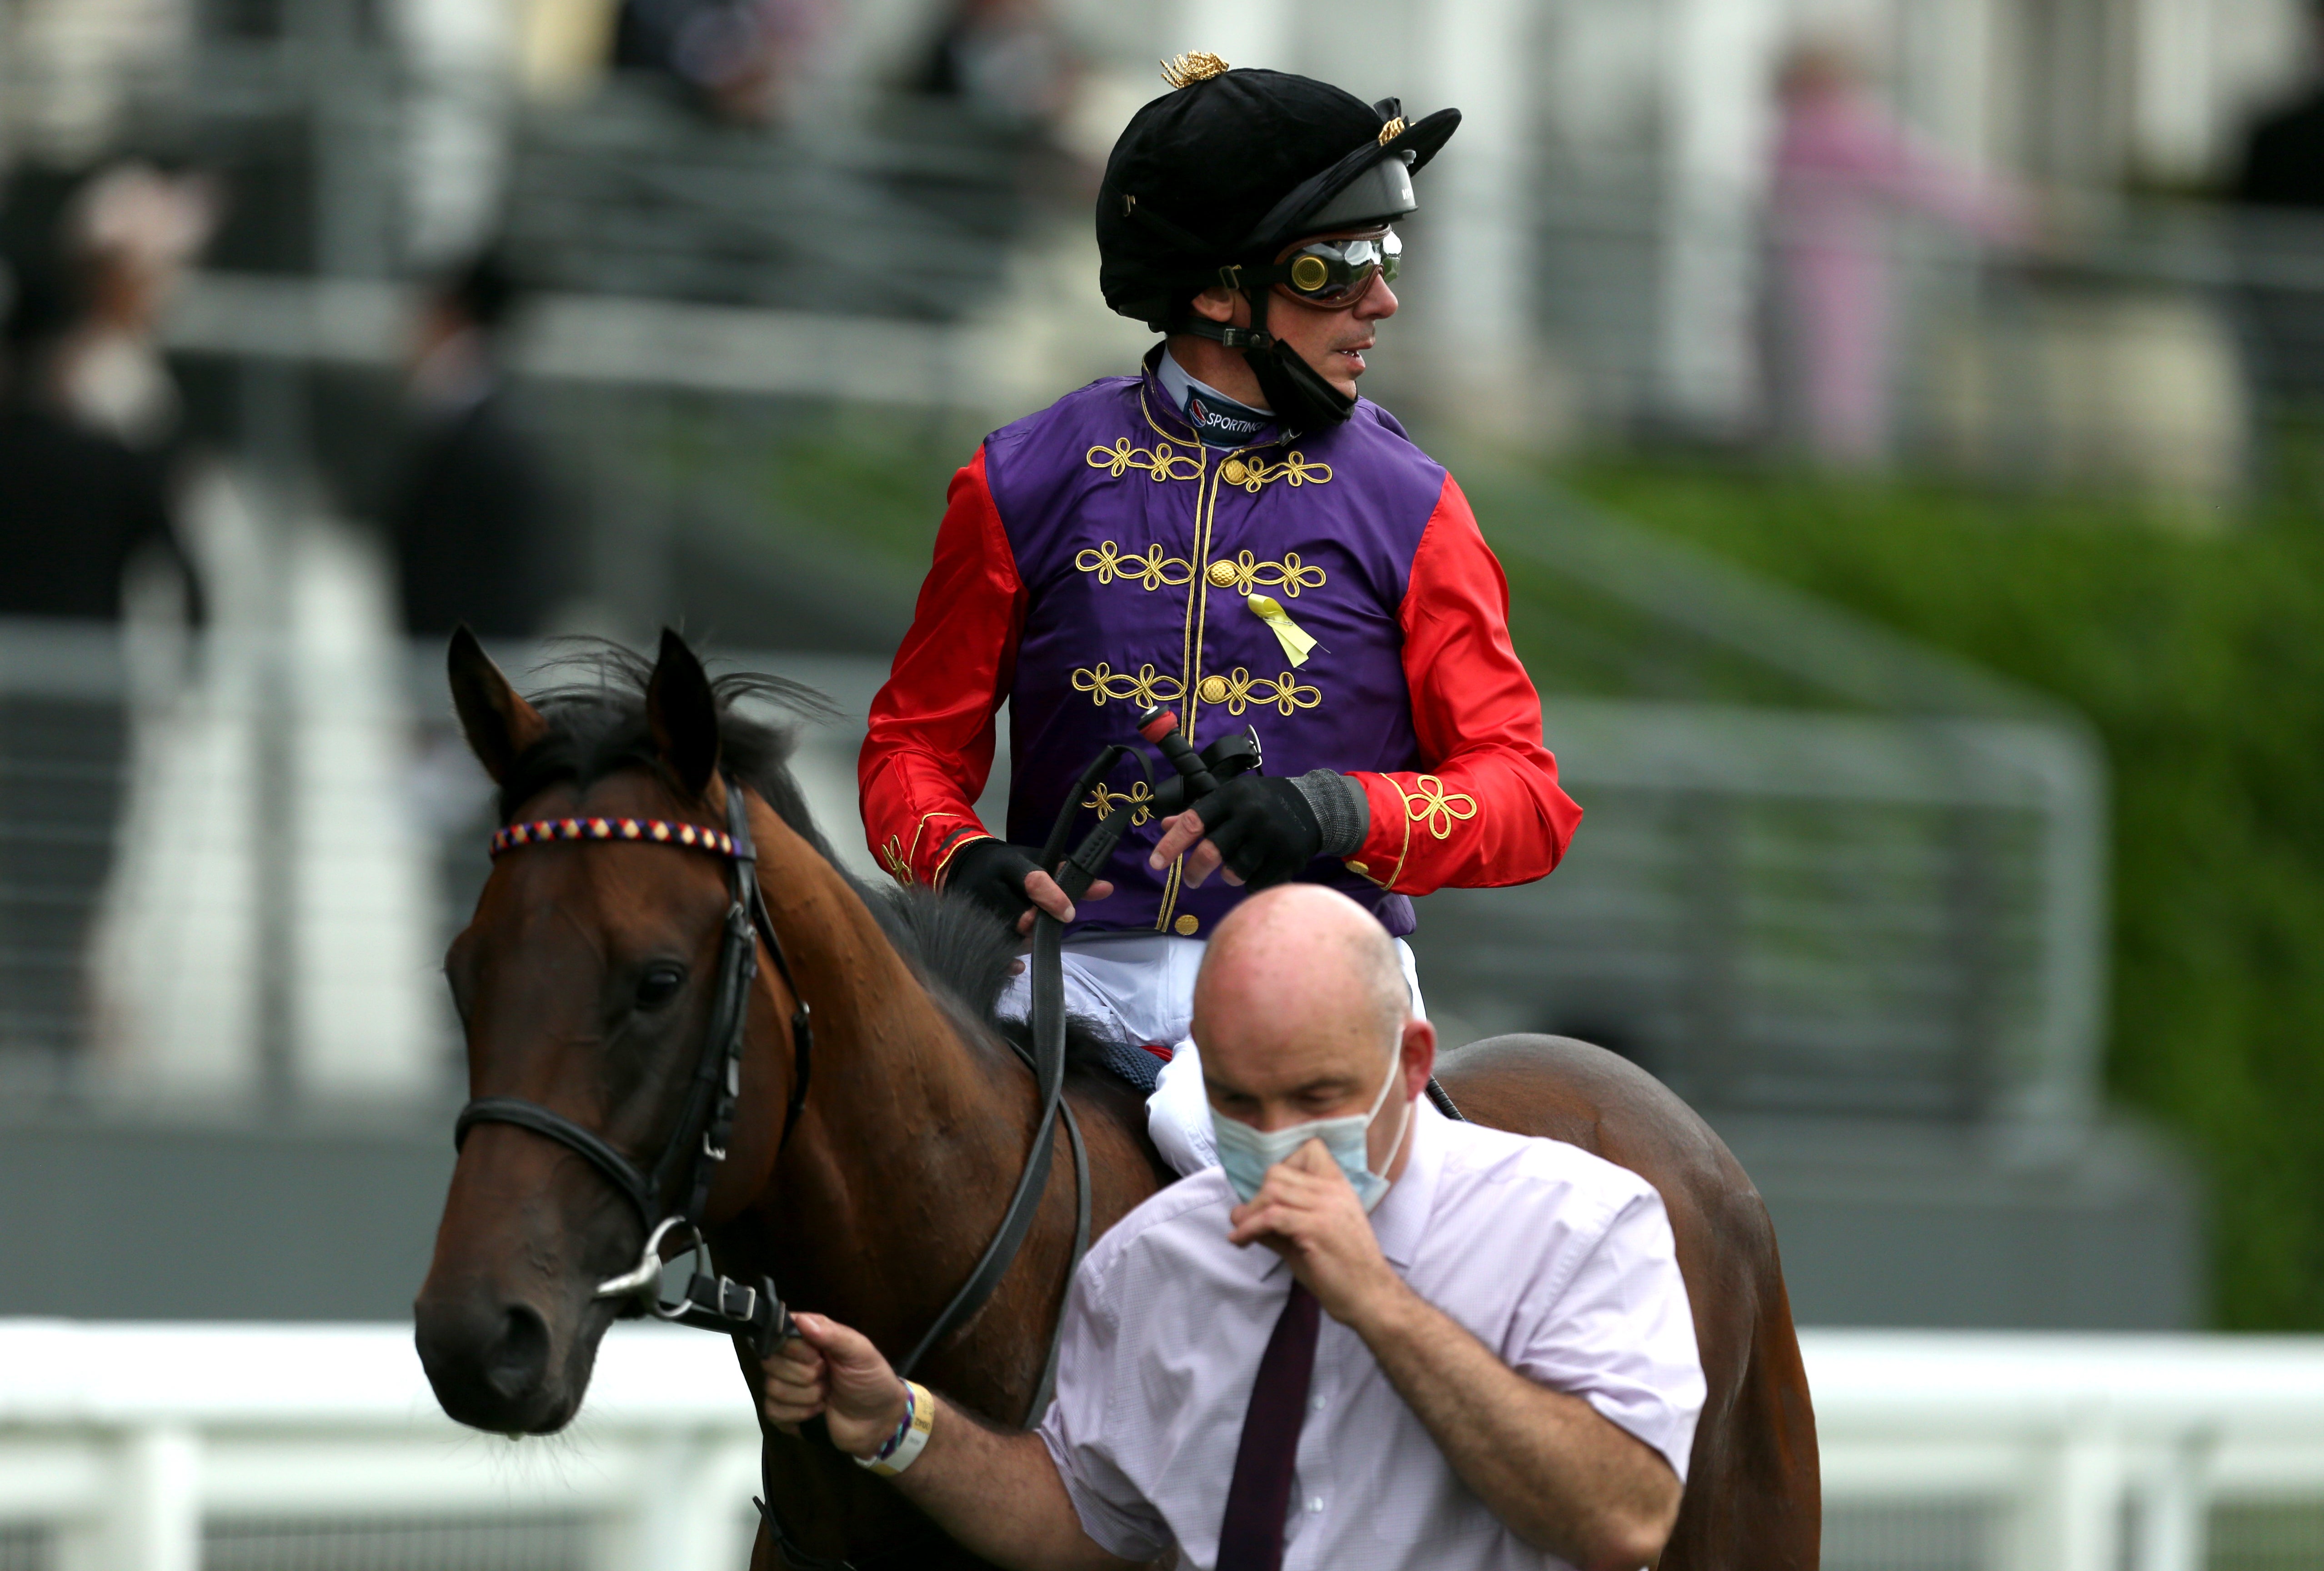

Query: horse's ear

[646,627,720,799]
[447,625,548,785]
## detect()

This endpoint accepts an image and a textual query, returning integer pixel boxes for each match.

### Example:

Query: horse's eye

[635,964,686,1011]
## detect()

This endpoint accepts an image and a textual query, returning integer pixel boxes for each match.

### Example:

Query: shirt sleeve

[1036,1253,1174,1562]
[1346,474,1582,894]
[1512,1185,1706,1482]
[857,446,1026,887]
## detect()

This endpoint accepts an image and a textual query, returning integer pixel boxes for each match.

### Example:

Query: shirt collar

[1140,344,1280,450]
[1252,1097,1447,1280]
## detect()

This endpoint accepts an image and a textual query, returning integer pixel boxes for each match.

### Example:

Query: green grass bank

[1551,457,2324,1330]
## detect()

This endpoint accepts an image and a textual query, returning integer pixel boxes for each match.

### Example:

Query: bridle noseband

[452,775,811,1351]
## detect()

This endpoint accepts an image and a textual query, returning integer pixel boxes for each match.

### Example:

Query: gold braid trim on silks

[1161,51,1230,89]
[1076,541,1193,590]
[1216,451,1332,494]
[1087,437,1205,484]
[1083,780,1155,826]
[1378,116,1407,145]
[1368,773,1483,888]
[1189,667,1322,718]
[1200,549,1327,597]
[1071,662,1185,708]
[1407,775,1478,839]
[878,815,935,886]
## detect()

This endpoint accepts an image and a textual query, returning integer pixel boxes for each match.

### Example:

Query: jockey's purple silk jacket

[860,350,1581,941]
[988,361,1436,936]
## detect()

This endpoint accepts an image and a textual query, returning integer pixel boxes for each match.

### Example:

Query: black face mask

[1177,292,1357,434]
[1240,320,1357,431]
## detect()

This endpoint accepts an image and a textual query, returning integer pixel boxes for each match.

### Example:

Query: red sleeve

[857,448,1026,886]
[1345,474,1581,895]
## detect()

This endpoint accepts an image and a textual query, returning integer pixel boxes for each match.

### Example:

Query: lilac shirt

[1035,1103,1705,1570]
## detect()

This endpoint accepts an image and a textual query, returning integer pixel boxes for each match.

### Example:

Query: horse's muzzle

[413,1289,591,1435]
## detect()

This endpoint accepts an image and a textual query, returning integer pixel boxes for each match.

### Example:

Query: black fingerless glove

[1191,773,1328,888]
[939,837,1047,929]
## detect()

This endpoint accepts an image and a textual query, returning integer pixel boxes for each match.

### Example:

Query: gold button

[1345,860,1369,876]
[1222,460,1248,485]
[1197,675,1230,704]
[1174,914,1200,936]
[1206,560,1239,587]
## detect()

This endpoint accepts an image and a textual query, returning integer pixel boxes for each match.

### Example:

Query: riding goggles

[1263,229,1401,308]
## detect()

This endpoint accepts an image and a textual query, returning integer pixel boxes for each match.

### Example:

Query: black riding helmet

[1096,55,1460,431]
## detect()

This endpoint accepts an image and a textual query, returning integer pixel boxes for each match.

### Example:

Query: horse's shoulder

[1439,1034,1772,1249]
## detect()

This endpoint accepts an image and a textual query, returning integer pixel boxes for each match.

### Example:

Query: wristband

[855,1379,934,1478]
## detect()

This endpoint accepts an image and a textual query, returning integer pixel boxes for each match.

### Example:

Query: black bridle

[452,775,811,1351]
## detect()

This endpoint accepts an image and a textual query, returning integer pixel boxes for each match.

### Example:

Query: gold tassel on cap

[1246,594,1319,667]
[1160,52,1230,89]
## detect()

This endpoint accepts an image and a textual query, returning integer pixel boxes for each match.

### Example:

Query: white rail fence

[6,1323,2324,1571]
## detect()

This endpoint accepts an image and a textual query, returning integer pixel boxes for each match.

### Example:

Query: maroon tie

[1215,1283,1322,1571]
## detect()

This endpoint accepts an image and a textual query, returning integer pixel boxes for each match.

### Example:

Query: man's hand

[1147,774,1322,889]
[759,1311,1138,1571]
[761,1312,908,1457]
[942,838,1115,936]
[1225,1139,1404,1326]
[1227,1154,1685,1570]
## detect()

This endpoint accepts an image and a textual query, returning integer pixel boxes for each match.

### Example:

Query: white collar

[1157,347,1271,418]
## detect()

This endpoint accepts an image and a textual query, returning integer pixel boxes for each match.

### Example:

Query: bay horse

[414,629,1819,1569]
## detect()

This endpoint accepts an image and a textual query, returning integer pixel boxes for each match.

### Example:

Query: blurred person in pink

[1768,40,2023,465]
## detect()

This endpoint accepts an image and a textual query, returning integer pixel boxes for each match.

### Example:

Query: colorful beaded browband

[490,817,737,858]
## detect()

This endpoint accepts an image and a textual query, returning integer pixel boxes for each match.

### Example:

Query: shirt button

[1311,1395,1327,1411]
[1308,1497,1324,1514]
[1207,558,1241,586]
[1197,674,1230,704]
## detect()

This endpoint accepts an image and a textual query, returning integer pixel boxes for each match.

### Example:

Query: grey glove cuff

[1291,769,1370,859]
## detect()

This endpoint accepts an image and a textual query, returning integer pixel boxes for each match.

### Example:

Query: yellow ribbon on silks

[1245,594,1318,667]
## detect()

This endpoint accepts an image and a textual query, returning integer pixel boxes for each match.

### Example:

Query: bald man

[762,886,1704,1571]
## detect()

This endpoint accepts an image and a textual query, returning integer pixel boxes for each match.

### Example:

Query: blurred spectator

[1767,40,2023,466]
[0,213,178,621]
[52,161,217,455]
[385,253,557,639]
[916,0,1078,138]
[2232,0,2324,416]
[613,0,824,124]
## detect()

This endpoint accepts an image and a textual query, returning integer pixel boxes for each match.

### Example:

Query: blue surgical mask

[1212,1041,1412,1213]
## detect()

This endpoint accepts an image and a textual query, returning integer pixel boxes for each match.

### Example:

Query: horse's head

[414,628,792,1434]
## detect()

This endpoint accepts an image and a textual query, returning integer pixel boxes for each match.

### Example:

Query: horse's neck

[738,798,1037,1348]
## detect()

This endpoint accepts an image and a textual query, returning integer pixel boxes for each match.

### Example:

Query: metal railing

[1416,700,2105,1125]
[7,1321,2323,1571]
[0,601,2103,1134]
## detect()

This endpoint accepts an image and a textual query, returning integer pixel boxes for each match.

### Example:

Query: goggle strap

[1178,315,1273,353]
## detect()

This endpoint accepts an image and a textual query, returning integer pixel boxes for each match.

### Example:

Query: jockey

[858,55,1581,1176]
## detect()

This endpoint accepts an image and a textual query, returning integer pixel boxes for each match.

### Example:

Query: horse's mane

[500,641,1124,1071]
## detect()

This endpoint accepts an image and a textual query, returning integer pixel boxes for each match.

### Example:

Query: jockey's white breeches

[995,931,1427,1178]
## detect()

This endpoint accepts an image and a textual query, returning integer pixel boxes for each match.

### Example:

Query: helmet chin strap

[1177,287,1357,433]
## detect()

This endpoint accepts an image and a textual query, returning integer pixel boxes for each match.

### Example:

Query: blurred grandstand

[7,0,2302,1320]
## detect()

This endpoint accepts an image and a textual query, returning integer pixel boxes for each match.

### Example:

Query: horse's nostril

[483,1304,551,1401]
